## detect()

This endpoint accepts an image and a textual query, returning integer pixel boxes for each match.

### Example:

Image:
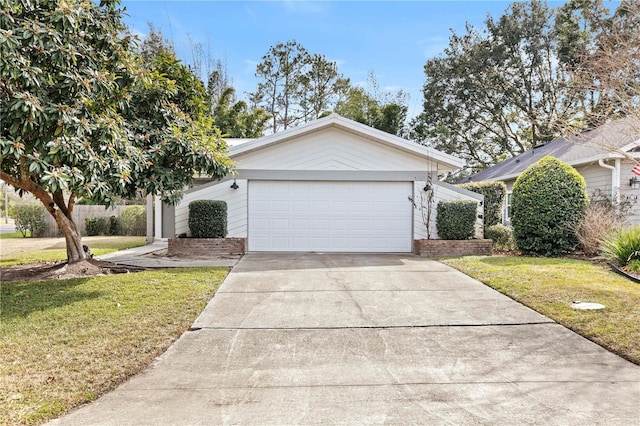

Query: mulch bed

[0,259,147,283]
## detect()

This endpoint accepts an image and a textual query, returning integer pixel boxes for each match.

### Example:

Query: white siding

[234,128,436,172]
[577,163,613,197]
[413,181,483,240]
[174,180,248,237]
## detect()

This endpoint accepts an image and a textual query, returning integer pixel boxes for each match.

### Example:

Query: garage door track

[52,253,640,425]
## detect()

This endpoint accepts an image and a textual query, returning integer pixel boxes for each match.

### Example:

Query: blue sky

[121,1,578,117]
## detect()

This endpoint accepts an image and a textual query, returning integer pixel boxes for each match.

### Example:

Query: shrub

[108,215,119,235]
[484,224,514,250]
[511,156,588,256]
[121,206,146,236]
[189,200,227,238]
[601,225,640,267]
[574,203,625,257]
[11,203,47,237]
[458,181,506,227]
[85,217,102,236]
[436,200,477,240]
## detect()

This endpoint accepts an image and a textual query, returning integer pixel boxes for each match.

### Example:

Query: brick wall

[168,238,247,257]
[414,239,492,257]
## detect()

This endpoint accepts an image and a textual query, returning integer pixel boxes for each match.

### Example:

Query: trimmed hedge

[458,181,506,227]
[511,156,588,256]
[436,200,477,240]
[189,200,227,238]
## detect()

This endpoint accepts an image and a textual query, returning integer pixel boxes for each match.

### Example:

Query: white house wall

[413,181,484,240]
[174,180,248,237]
[234,128,436,172]
[576,163,613,197]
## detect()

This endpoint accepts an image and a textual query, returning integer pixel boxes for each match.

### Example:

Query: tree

[511,156,588,256]
[252,40,310,133]
[139,22,175,65]
[299,54,346,122]
[564,0,640,129]
[213,87,269,138]
[0,0,233,263]
[413,1,580,172]
[334,72,408,136]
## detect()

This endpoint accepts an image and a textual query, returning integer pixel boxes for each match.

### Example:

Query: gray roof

[463,117,640,183]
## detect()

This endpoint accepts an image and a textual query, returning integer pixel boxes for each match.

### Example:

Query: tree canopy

[412,0,640,174]
[0,0,233,262]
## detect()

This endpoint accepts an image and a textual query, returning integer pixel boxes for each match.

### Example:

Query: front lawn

[1,268,228,425]
[442,256,640,365]
[0,236,147,266]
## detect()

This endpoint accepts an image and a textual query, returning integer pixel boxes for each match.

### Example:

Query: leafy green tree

[299,54,347,122]
[413,1,579,171]
[0,0,233,262]
[213,87,269,138]
[511,156,588,256]
[334,72,408,136]
[253,40,310,132]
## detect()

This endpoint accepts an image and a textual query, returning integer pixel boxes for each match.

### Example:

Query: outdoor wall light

[230,179,239,190]
[423,183,432,192]
[630,176,640,189]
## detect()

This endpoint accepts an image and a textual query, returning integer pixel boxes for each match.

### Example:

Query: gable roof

[463,117,640,183]
[228,114,465,171]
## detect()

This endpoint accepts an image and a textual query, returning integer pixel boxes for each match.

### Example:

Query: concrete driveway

[53,253,640,425]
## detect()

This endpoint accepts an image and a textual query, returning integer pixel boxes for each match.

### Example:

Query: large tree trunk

[52,209,86,263]
[1,169,86,263]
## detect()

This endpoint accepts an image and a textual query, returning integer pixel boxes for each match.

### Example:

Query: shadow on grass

[1,277,103,321]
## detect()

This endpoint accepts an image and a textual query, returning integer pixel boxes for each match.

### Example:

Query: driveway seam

[188,322,556,331]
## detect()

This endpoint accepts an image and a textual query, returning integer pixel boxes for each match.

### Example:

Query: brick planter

[414,239,492,257]
[168,238,247,257]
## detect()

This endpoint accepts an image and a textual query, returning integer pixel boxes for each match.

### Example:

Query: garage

[248,181,412,252]
[167,114,476,248]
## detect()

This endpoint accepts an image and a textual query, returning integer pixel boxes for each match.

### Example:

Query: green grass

[441,256,640,365]
[1,267,228,425]
[0,231,29,238]
[0,237,147,266]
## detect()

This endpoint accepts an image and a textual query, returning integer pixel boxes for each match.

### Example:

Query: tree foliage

[413,1,581,172]
[0,0,233,262]
[334,71,408,136]
[213,87,269,138]
[511,156,588,256]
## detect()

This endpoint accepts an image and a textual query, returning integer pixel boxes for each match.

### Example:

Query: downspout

[598,158,620,203]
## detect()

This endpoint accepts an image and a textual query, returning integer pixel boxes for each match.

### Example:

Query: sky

[121,0,579,117]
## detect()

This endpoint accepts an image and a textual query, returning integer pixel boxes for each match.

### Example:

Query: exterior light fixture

[423,184,432,192]
[630,177,640,189]
[230,179,239,190]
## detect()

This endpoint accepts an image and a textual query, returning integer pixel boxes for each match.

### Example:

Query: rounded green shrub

[11,203,47,237]
[436,199,477,240]
[188,200,227,238]
[511,156,588,256]
[484,224,513,250]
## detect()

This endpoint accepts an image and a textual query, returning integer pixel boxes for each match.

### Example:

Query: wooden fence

[42,205,141,237]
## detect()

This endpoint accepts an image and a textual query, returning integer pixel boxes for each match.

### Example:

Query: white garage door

[248,181,412,252]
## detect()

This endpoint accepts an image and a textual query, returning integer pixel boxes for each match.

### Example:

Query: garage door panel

[249,181,412,252]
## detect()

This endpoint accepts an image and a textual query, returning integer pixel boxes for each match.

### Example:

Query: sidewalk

[96,241,241,268]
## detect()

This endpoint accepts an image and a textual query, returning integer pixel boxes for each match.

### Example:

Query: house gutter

[598,158,620,202]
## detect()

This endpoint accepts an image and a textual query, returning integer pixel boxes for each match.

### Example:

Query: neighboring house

[461,117,640,225]
[155,114,483,252]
